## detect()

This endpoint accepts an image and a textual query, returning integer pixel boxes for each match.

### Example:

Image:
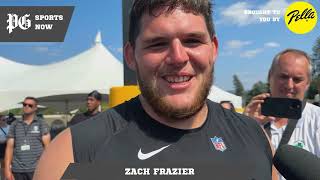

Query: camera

[4,113,16,125]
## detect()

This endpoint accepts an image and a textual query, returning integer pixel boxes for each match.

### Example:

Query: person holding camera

[314,79,320,106]
[0,115,9,179]
[5,113,16,125]
[0,115,9,154]
[244,49,320,180]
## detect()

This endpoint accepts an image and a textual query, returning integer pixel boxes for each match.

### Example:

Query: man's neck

[88,109,99,115]
[273,118,288,128]
[139,96,208,130]
[23,114,35,125]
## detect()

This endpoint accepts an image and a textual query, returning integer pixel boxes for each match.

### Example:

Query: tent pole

[65,99,69,121]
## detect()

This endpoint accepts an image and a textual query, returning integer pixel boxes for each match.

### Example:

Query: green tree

[306,75,320,99]
[233,74,245,97]
[312,37,320,61]
[312,36,320,76]
[245,81,269,105]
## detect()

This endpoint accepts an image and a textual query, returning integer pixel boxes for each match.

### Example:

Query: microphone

[273,145,320,180]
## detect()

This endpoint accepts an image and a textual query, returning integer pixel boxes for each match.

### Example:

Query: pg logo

[6,14,32,34]
[284,1,317,34]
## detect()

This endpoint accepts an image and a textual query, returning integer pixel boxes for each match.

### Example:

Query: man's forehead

[87,96,99,101]
[24,99,36,104]
[279,52,308,63]
[277,53,309,67]
[274,60,309,77]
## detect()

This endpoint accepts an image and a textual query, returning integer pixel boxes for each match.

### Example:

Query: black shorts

[13,172,34,180]
[0,143,6,159]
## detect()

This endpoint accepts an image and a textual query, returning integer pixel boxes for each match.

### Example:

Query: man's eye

[183,39,202,46]
[293,77,304,83]
[280,75,289,80]
[146,42,167,49]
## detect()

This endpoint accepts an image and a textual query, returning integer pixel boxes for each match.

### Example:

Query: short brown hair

[24,96,38,106]
[128,0,215,46]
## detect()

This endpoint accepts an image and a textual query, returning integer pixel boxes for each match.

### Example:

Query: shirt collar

[19,115,40,123]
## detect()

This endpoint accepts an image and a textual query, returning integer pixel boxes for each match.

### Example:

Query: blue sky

[0,0,319,91]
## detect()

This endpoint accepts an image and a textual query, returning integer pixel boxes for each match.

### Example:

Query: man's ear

[211,36,218,64]
[124,42,137,71]
[305,82,310,92]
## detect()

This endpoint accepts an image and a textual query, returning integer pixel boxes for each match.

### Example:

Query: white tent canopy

[0,32,123,111]
[207,86,242,108]
[0,56,34,80]
[0,32,242,112]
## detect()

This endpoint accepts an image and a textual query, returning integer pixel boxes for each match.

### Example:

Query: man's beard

[137,67,213,120]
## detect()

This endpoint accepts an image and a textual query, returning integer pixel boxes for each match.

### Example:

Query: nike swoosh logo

[137,145,170,160]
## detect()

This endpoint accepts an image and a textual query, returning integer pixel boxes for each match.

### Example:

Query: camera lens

[290,103,300,109]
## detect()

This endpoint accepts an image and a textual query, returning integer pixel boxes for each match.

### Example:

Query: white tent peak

[0,36,124,111]
[95,31,102,44]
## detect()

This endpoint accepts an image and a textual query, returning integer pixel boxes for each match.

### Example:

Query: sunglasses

[23,103,34,108]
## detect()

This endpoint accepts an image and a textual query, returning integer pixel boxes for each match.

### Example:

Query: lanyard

[0,127,6,135]
[22,122,32,137]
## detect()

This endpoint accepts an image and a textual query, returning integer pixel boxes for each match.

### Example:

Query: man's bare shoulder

[34,128,74,180]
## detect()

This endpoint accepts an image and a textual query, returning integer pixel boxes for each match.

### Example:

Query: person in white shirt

[0,115,9,179]
[314,80,320,106]
[244,49,320,180]
[0,115,9,144]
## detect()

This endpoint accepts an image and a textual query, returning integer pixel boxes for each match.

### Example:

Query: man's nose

[165,39,188,65]
[286,78,294,89]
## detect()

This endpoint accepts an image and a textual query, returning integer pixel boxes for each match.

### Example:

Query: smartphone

[261,97,302,119]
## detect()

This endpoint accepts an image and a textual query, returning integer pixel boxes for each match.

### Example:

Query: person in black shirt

[67,90,102,126]
[34,1,275,180]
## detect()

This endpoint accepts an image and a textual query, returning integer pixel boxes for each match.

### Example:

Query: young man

[244,49,320,180]
[4,97,50,180]
[34,1,273,179]
[67,90,102,126]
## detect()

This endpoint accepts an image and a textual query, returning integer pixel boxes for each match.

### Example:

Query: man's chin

[23,112,34,116]
[161,96,195,107]
[151,97,205,120]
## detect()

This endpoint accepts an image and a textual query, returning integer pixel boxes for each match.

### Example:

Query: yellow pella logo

[284,1,317,34]
[287,8,315,25]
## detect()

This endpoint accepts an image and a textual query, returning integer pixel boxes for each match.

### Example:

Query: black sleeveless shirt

[70,97,272,179]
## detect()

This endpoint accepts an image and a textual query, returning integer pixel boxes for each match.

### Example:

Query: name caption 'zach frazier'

[124,168,195,176]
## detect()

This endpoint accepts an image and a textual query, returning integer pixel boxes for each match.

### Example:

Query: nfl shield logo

[210,136,227,152]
